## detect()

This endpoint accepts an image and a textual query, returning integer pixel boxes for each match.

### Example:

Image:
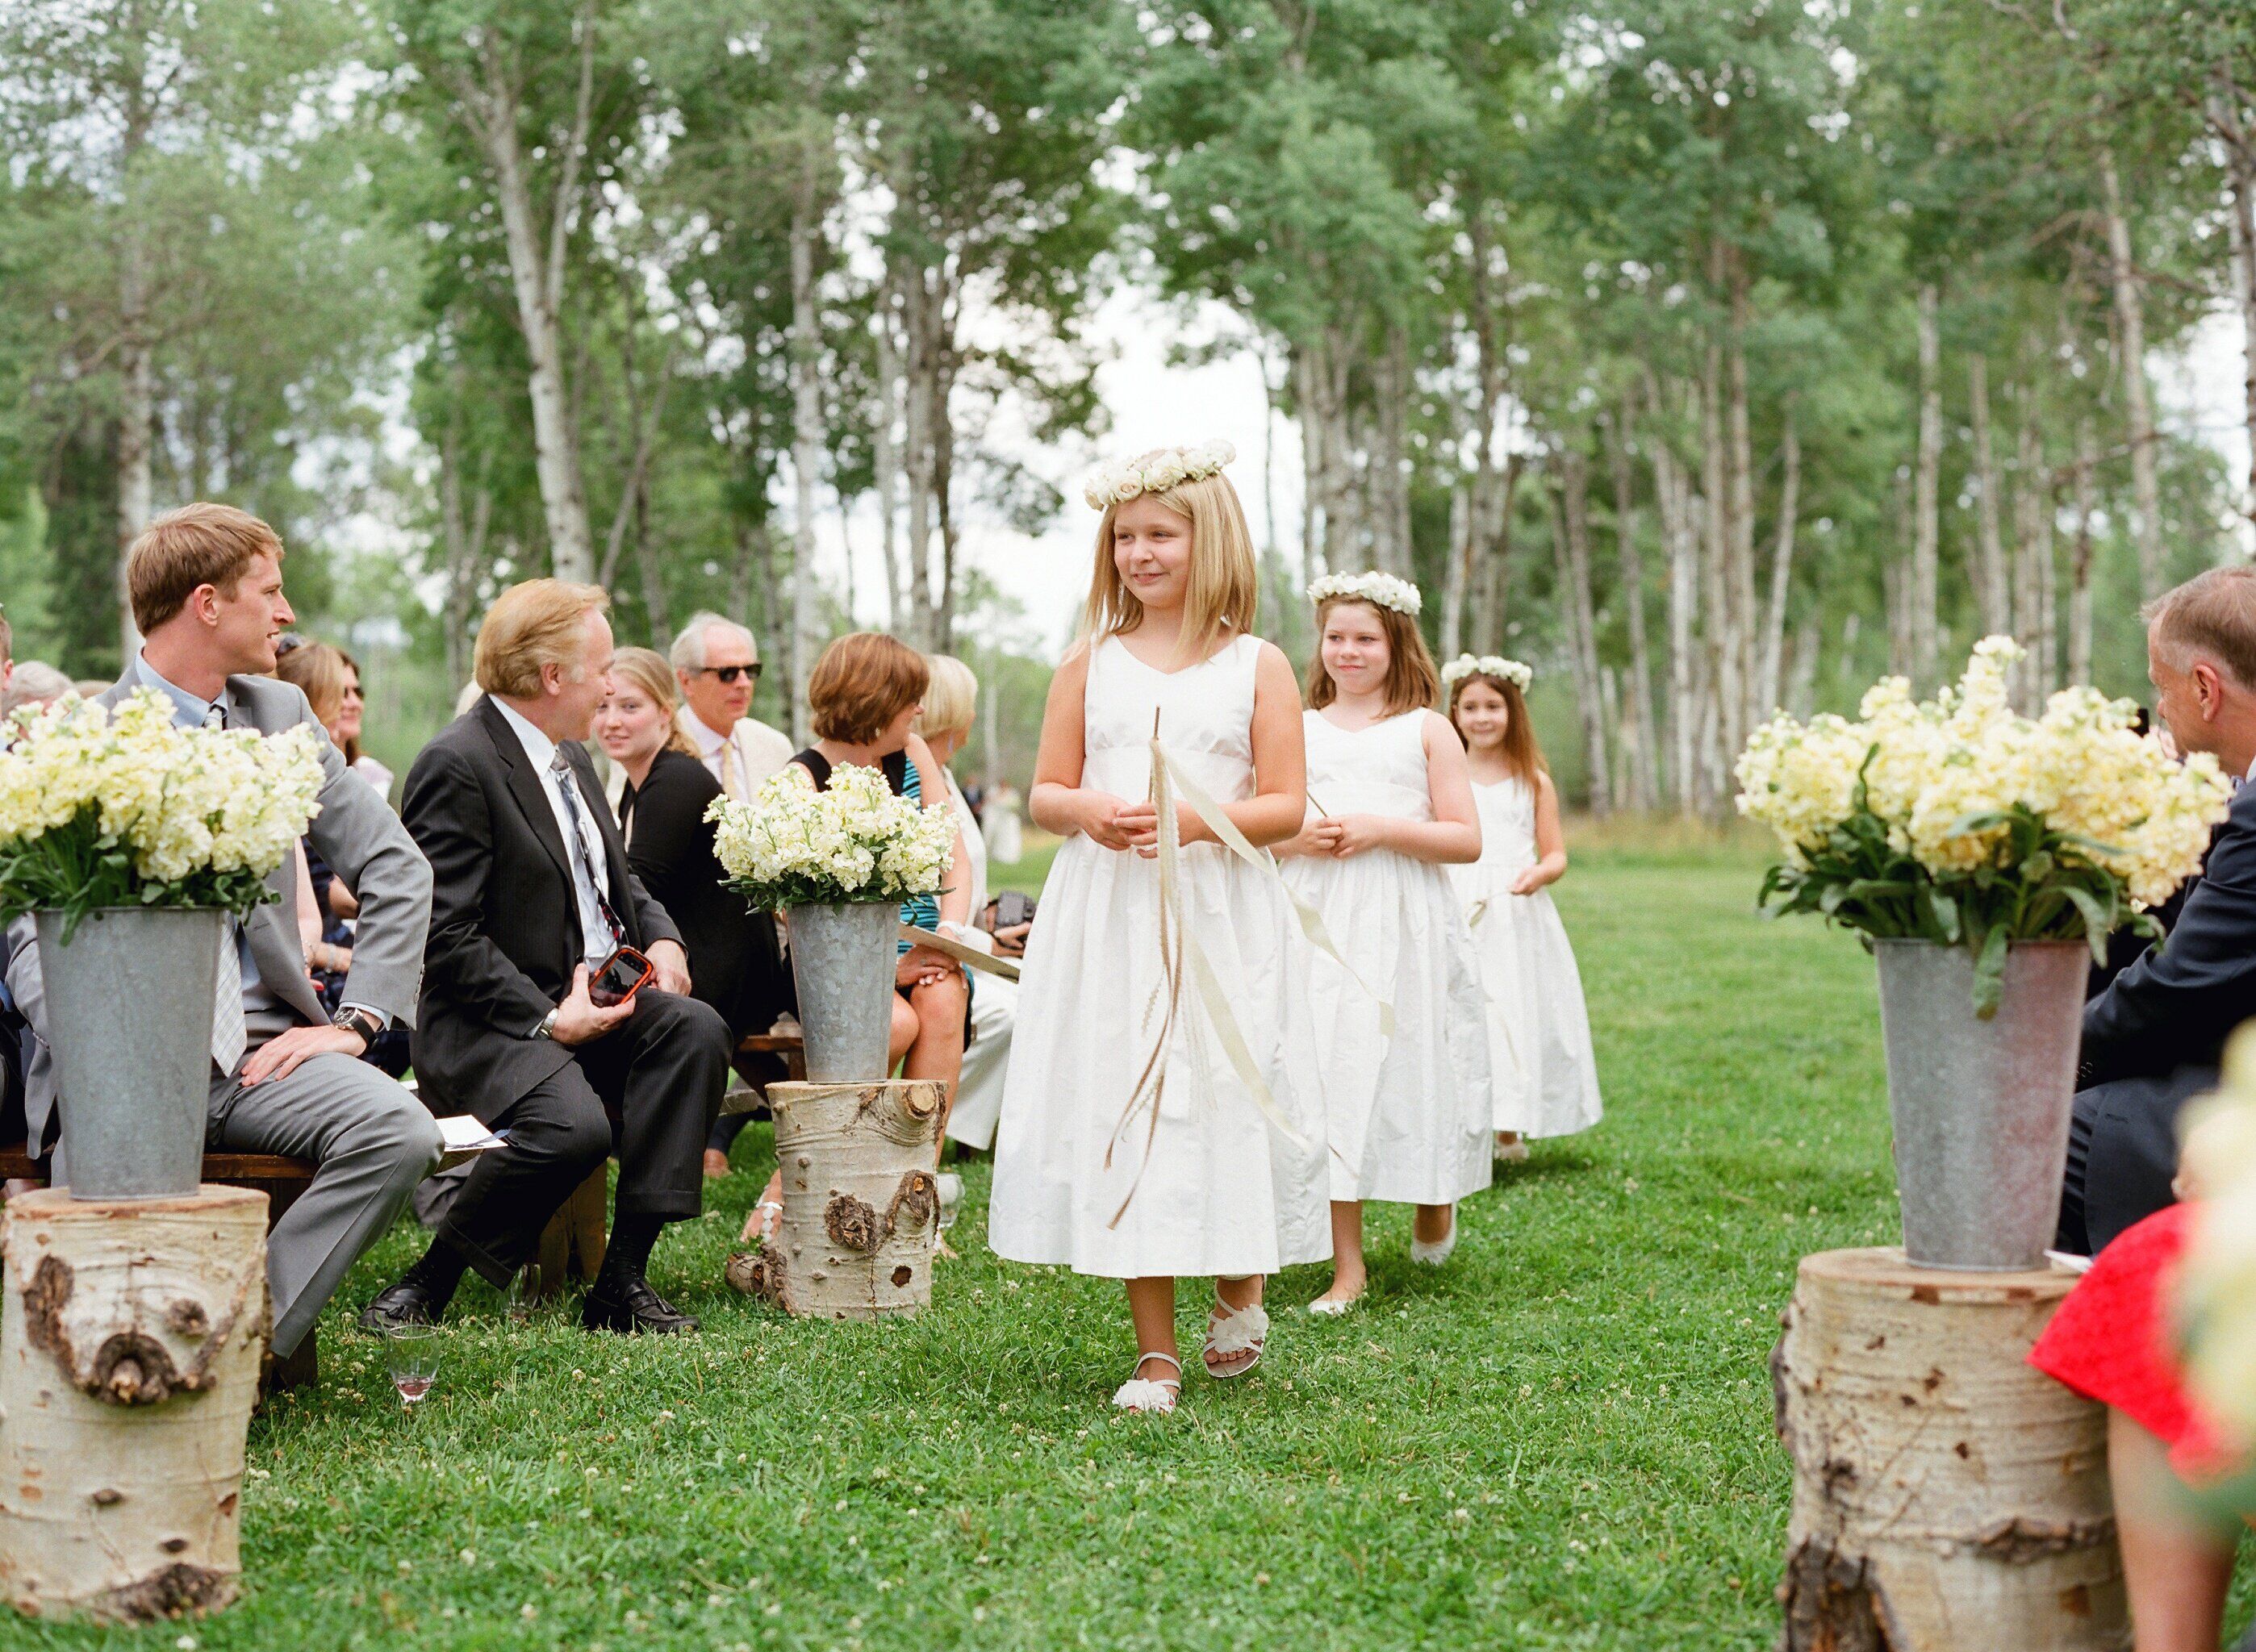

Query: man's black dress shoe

[582,1275,699,1335]
[357,1279,445,1333]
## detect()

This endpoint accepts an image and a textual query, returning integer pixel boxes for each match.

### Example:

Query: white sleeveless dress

[1452,777,1603,1137]
[988,634,1331,1278]
[1282,711,1494,1205]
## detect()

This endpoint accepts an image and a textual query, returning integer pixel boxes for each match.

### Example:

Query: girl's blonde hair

[605,646,697,757]
[1306,597,1441,719]
[1080,465,1258,665]
[917,654,979,739]
[1448,671,1548,783]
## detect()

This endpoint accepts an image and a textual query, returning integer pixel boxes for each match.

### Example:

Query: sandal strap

[1113,1352,1183,1412]
[1205,1299,1269,1356]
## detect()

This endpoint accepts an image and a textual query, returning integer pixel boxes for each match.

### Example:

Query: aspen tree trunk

[1726,259,1761,740]
[1773,1250,2125,1650]
[111,48,154,660]
[729,1081,944,1320]
[2069,419,2098,686]
[1912,282,1943,686]
[2100,152,2166,601]
[1969,354,2011,636]
[2012,393,2050,710]
[1293,341,1330,578]
[439,403,492,694]
[871,306,906,632]
[2208,78,2256,541]
[930,302,963,652]
[1605,408,1659,810]
[1550,451,1611,815]
[1653,431,1699,812]
[1442,482,1470,659]
[787,151,826,745]
[0,1188,266,1622]
[1372,325,1414,576]
[1785,616,1819,718]
[1698,342,1741,770]
[450,14,598,581]
[1758,408,1800,720]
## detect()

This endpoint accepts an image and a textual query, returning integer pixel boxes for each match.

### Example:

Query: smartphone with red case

[587,945,653,1007]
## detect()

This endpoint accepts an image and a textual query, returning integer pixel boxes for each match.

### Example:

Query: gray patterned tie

[206,701,247,1074]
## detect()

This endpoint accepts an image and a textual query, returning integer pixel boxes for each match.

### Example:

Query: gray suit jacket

[6,670,432,1151]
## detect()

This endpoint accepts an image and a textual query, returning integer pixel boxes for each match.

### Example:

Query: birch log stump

[727,1079,943,1320]
[1773,1248,2127,1651]
[0,1187,267,1622]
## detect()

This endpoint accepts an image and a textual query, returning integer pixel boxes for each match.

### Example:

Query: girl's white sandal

[1410,1214,1458,1267]
[1113,1352,1182,1415]
[1203,1297,1269,1379]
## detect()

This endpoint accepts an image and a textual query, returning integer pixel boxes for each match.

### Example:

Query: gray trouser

[206,1053,442,1356]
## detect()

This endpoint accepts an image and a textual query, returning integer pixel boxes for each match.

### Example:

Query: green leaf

[1925,886,1961,943]
[1972,924,2008,1020]
[2059,883,2114,965]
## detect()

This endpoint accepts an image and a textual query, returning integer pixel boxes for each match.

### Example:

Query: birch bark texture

[727,1079,944,1320]
[1773,1249,2124,1651]
[0,1187,267,1623]
[2099,152,2165,603]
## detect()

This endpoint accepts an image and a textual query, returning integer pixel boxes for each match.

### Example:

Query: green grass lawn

[15,832,2204,1649]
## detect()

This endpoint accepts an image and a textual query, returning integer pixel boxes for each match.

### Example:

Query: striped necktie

[205,701,247,1074]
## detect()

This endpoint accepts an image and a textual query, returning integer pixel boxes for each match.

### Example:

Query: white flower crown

[1084,440,1237,511]
[1442,653,1533,690]
[1308,570,1423,617]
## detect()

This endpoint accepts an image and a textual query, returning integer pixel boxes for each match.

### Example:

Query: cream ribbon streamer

[1105,737,1396,1225]
[1460,898,1526,1080]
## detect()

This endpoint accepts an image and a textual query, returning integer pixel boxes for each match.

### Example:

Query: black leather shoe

[357,1279,445,1334]
[582,1274,699,1335]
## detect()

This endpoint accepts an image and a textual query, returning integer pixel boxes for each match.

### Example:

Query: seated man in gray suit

[6,503,441,1362]
[2058,564,2256,1254]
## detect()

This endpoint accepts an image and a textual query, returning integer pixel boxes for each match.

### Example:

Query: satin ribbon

[1104,737,1396,1225]
[1460,898,1526,1079]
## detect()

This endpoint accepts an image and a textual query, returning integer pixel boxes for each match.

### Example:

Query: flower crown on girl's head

[1308,571,1422,617]
[1442,653,1533,690]
[1083,440,1236,511]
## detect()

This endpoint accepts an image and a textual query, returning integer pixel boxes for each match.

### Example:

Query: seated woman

[744,632,971,1245]
[595,648,796,1176]
[916,654,1019,1158]
[2028,1107,2255,1651]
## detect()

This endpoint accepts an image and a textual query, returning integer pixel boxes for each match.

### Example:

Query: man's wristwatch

[533,1008,561,1041]
[332,1007,382,1051]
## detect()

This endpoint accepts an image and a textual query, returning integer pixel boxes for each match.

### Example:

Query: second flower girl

[1280,574,1491,1313]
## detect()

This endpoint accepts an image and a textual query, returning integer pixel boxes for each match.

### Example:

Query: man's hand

[553,963,636,1047]
[647,938,692,997]
[240,1023,368,1087]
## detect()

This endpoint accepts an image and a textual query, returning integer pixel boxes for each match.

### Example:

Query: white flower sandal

[1203,1297,1269,1379]
[1113,1352,1182,1415]
[1306,1293,1359,1317]
[1410,1214,1458,1267]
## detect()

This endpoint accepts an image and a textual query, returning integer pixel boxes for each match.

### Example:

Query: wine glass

[385,1324,441,1408]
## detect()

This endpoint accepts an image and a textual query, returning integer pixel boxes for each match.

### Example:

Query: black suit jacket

[618,747,792,1040]
[2081,778,2256,1088]
[403,696,683,1120]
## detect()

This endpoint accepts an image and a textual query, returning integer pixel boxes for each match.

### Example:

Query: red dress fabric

[2028,1202,2232,1479]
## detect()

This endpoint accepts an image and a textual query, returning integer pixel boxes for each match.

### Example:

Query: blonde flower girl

[1444,656,1602,1155]
[988,442,1329,1416]
[1277,576,1492,1312]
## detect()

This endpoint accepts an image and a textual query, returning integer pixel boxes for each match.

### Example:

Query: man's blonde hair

[2145,565,2256,690]
[916,654,979,739]
[1080,465,1258,665]
[127,503,286,632]
[474,579,610,699]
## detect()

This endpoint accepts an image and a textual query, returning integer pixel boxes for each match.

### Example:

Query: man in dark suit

[361,579,730,1335]
[2058,564,2256,1254]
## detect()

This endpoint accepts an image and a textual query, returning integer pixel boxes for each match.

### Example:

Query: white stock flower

[707,762,955,908]
[1082,440,1236,511]
[1307,570,1423,617]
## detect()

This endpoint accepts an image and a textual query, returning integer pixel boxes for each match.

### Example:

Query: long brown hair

[1448,671,1548,783]
[605,647,697,757]
[1080,466,1259,665]
[274,637,362,763]
[1305,597,1441,718]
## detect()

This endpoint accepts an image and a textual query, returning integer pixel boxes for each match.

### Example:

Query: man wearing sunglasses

[669,613,793,802]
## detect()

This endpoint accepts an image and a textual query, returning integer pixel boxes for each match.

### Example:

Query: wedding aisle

[58,832,1929,1651]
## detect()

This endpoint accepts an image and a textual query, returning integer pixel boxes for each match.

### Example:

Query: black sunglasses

[697,663,762,684]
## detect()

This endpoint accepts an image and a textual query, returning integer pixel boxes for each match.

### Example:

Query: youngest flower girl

[1444,656,1602,1156]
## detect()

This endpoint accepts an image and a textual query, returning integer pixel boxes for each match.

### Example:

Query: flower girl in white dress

[989,442,1329,1416]
[1444,657,1602,1154]
[1277,576,1492,1313]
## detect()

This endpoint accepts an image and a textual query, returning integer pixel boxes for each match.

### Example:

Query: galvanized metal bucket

[1873,938,2089,1270]
[35,906,225,1199]
[786,899,900,1083]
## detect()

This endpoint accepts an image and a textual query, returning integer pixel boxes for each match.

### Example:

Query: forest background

[5,0,2255,809]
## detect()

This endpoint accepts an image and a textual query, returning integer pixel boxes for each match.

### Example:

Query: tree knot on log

[1777,1537,1899,1652]
[20,1253,240,1407]
[1972,1514,2116,1563]
[725,1249,798,1315]
[102,1560,235,1622]
[824,1195,883,1254]
[93,1333,193,1405]
[884,1171,938,1237]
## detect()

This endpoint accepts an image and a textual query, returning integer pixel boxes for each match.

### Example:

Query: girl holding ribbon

[988,442,1331,1416]
[1278,576,1493,1313]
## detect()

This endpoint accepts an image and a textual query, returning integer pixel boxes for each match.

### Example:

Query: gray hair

[2145,565,2256,690]
[670,611,758,674]
[2,661,76,715]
